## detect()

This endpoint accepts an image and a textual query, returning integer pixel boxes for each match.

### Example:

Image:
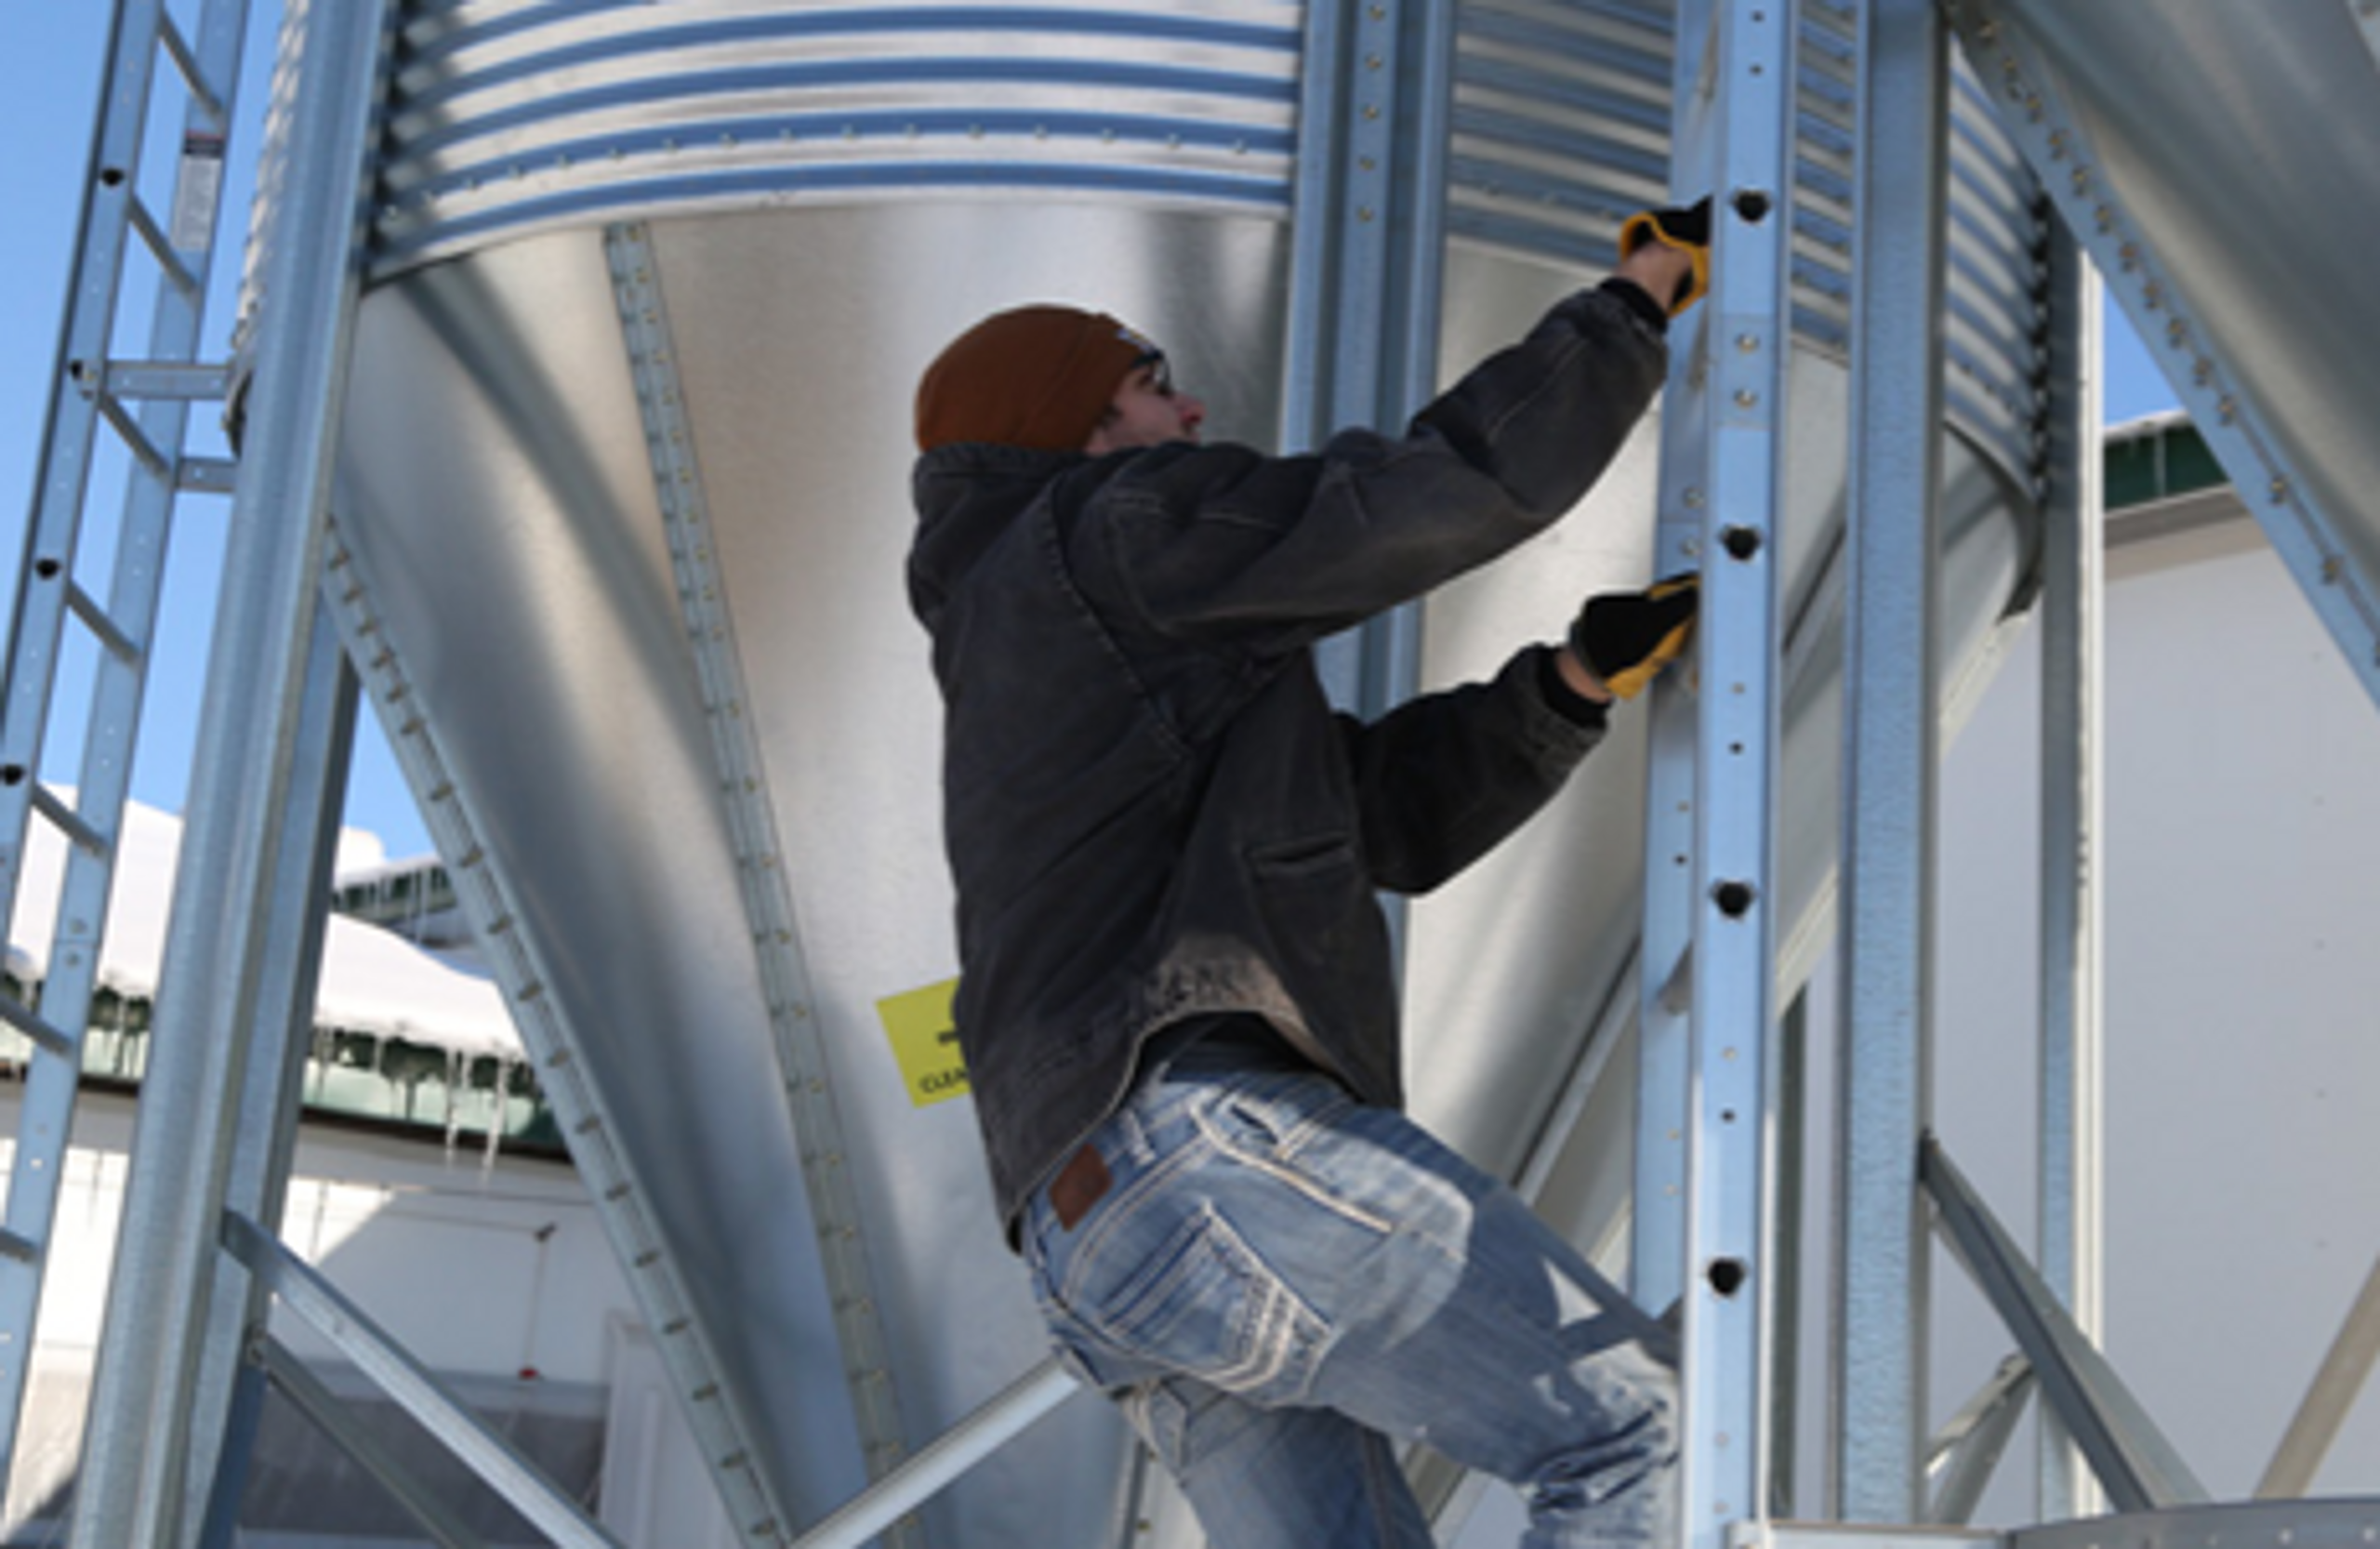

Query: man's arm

[1337,647,1606,896]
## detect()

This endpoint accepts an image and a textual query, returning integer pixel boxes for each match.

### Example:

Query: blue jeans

[1020,1029,1679,1548]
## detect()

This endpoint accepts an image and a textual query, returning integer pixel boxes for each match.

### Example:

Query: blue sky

[2,7,2183,867]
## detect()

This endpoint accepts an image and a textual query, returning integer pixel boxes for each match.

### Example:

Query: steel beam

[66,1,394,1542]
[2257,1249,2380,1499]
[2035,210,2107,1524]
[1927,1357,2036,1526]
[789,1361,1081,1549]
[221,1216,622,1549]
[1283,0,1454,722]
[1833,0,1949,1517]
[1921,1137,2207,1514]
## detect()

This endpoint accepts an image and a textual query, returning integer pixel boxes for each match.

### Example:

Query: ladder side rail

[1655,6,1802,1547]
[1633,0,1728,1322]
[0,0,172,927]
[66,0,397,1542]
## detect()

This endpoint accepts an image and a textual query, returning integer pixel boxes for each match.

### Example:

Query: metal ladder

[0,0,253,1487]
[1633,2,1799,1544]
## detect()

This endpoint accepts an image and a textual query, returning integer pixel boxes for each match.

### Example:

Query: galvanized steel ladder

[0,0,251,1485]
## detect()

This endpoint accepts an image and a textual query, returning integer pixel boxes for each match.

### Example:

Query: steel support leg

[1833,0,1949,1519]
[67,1,395,1542]
[2037,209,2107,1525]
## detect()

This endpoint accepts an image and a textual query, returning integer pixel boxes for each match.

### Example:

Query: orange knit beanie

[915,304,1159,453]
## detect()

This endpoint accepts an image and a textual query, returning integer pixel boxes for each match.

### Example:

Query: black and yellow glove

[1568,573,1699,699]
[1620,196,1712,316]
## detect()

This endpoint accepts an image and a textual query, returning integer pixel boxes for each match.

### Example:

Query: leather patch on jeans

[1049,1143,1112,1230]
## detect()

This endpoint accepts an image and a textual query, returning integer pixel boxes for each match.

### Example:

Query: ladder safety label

[876,978,968,1108]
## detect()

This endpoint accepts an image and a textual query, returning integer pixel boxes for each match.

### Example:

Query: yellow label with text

[877,978,969,1107]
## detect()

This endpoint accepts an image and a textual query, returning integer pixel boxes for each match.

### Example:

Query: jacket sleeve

[1078,283,1668,655]
[1339,646,1607,895]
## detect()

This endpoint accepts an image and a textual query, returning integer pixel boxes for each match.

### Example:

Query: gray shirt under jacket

[907,280,1670,1238]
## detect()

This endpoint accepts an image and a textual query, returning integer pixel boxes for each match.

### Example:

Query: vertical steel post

[1283,0,1455,722]
[67,0,395,1542]
[1642,4,1799,1542]
[2036,211,2106,1524]
[1833,0,1949,1519]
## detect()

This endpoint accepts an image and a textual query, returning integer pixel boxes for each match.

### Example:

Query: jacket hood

[907,442,1081,631]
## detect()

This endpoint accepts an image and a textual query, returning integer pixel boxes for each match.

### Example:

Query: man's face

[1083,358,1206,455]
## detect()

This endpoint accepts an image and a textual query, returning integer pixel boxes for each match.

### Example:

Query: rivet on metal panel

[1362,104,1381,121]
[2166,317,2188,346]
[2270,477,2291,502]
[2321,556,2343,583]
[397,717,423,737]
[604,1183,630,1201]
[1734,390,1759,408]
[2047,129,2069,161]
[2217,397,2238,423]
[663,1317,689,1335]
[1685,486,1706,510]
[545,1049,572,1069]
[574,1116,600,1135]
[692,1384,720,1402]
[1736,333,1760,352]
[2070,166,2091,194]
[633,1249,661,1267]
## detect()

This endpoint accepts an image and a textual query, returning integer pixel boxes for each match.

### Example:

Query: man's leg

[1117,1372,1435,1549]
[1026,1056,1677,1549]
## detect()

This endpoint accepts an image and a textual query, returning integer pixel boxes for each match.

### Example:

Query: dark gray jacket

[908,282,1669,1232]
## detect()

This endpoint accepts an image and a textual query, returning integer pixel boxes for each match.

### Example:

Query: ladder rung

[0,994,76,1062]
[65,581,139,665]
[103,360,233,403]
[157,11,228,127]
[178,456,239,496]
[0,1231,37,1267]
[126,194,202,299]
[29,783,108,860]
[92,387,173,482]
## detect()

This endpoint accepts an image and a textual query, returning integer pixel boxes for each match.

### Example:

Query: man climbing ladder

[906,202,1712,1545]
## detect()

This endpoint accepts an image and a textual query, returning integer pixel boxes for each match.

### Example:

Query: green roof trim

[2105,417,2228,510]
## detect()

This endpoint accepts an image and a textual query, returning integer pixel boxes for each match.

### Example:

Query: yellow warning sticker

[876,978,969,1107]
